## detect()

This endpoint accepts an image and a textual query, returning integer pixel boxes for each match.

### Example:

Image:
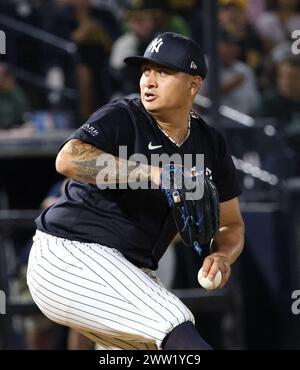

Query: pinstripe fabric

[27,230,194,350]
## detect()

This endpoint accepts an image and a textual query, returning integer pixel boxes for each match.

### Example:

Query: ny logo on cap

[147,37,163,53]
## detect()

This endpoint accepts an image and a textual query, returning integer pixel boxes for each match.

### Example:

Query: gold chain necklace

[157,115,191,147]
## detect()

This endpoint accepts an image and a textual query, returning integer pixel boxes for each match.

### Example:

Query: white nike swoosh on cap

[148,142,162,150]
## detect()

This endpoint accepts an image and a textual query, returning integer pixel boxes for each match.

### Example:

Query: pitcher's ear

[190,76,203,96]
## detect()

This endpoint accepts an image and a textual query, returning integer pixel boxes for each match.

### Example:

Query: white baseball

[198,267,222,290]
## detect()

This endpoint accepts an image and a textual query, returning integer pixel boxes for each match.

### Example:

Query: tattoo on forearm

[70,141,102,183]
[69,141,152,184]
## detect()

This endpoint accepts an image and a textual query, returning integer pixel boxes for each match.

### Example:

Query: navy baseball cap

[124,32,207,79]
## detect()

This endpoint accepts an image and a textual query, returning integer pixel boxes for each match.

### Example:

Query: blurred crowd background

[0,0,300,350]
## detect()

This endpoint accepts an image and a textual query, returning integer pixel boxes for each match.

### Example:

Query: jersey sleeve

[61,101,134,157]
[213,130,242,202]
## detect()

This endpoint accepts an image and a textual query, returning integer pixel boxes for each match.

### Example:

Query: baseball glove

[161,164,220,255]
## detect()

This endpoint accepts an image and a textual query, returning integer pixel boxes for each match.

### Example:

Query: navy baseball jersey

[36,98,241,269]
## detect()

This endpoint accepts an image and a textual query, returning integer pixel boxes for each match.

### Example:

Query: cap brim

[124,56,182,72]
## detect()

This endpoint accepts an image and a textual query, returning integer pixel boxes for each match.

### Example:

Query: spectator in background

[201,31,259,115]
[247,0,267,25]
[0,63,29,130]
[255,0,300,52]
[154,3,191,36]
[69,0,119,120]
[171,0,204,47]
[218,0,265,87]
[0,0,45,76]
[257,55,300,174]
[258,56,300,132]
[110,1,159,95]
[44,0,120,121]
[218,0,279,92]
[110,0,191,95]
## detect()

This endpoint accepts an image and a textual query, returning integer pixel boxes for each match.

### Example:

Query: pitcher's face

[140,63,201,115]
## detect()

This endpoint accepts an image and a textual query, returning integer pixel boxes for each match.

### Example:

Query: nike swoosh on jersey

[148,142,163,150]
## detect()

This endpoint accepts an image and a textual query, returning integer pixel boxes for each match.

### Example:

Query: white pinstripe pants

[27,230,195,350]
